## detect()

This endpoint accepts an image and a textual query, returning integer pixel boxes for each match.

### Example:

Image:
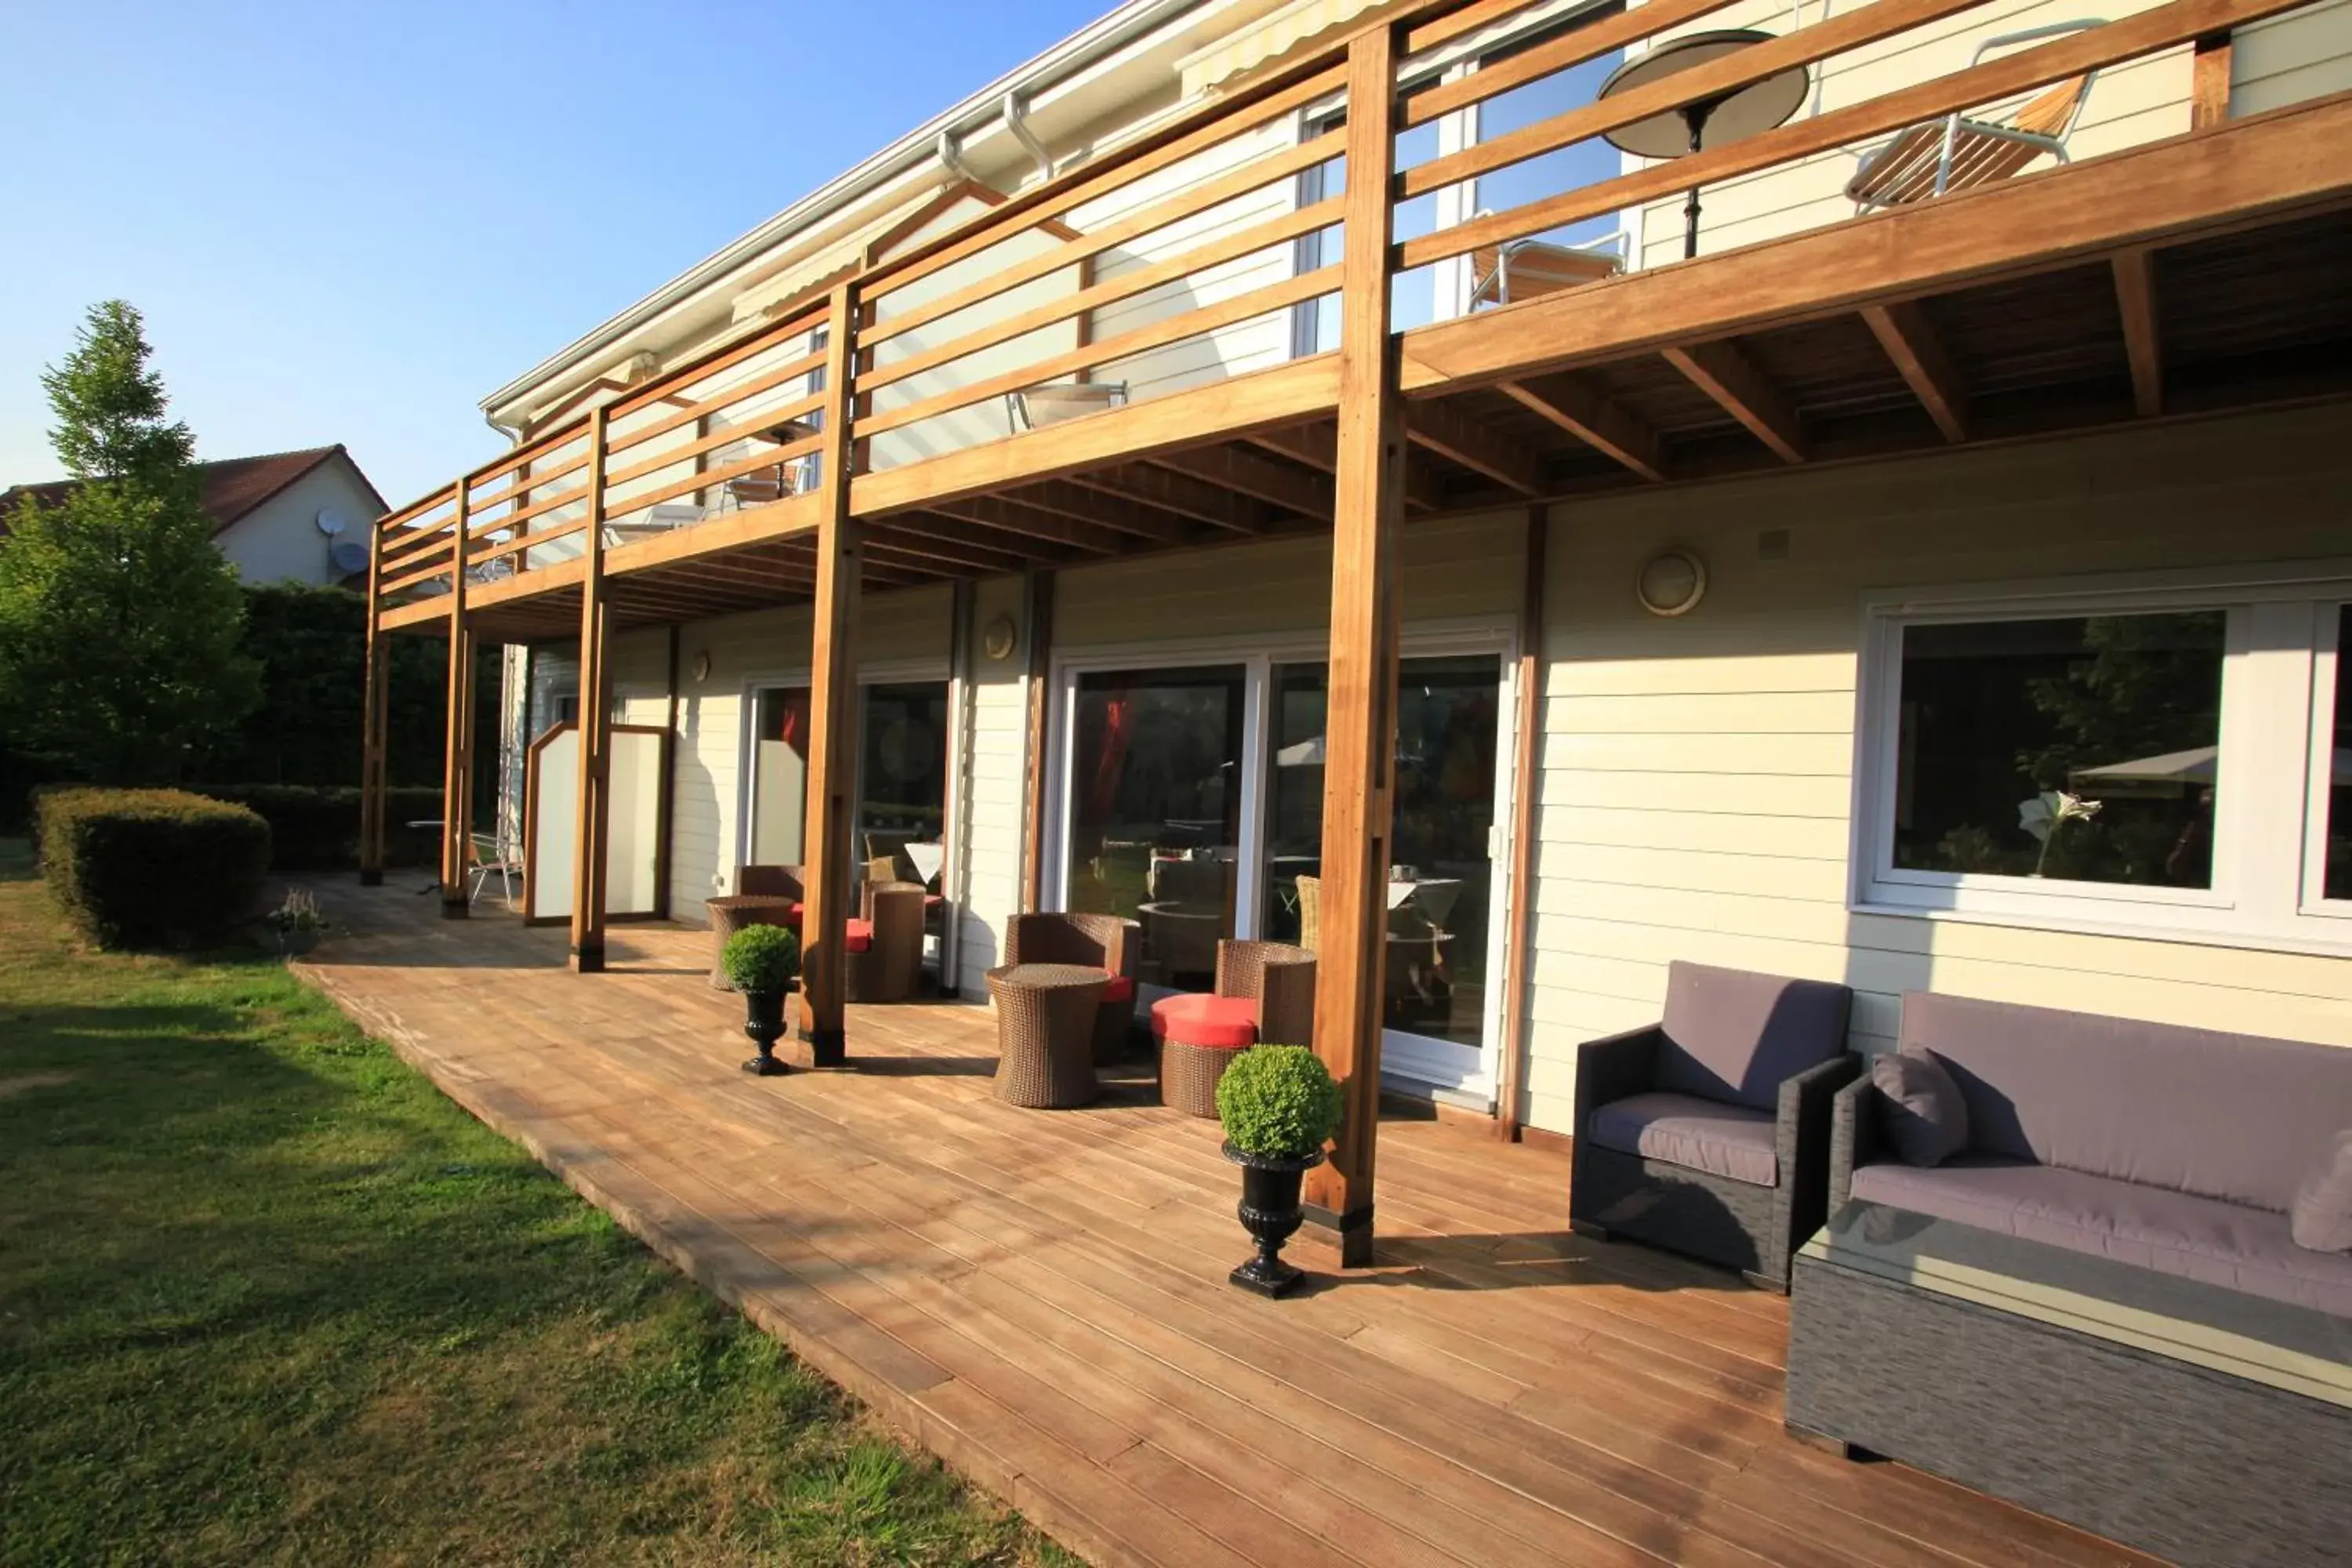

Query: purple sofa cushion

[1588,1091,1779,1188]
[1848,1157,2352,1317]
[1656,962,1851,1115]
[1872,1047,1969,1167]
[1898,993,2352,1214]
[2291,1130,2352,1254]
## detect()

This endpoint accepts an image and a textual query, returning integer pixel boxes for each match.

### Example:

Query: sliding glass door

[1054,644,1512,1094]
[1065,665,1248,993]
[748,684,811,866]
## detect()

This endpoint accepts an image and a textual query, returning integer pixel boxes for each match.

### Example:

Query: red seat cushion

[1150,993,1257,1050]
[844,917,873,954]
[1101,973,1134,1005]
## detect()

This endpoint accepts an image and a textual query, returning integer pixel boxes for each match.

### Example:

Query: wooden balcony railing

[369,0,2329,609]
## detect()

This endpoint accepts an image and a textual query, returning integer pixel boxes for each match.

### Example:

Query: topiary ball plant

[720,922,800,994]
[1215,1044,1344,1161]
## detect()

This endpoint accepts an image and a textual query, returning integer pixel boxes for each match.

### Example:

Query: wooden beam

[2191,32,2232,129]
[1304,22,1407,1272]
[358,505,390,887]
[1497,375,1665,481]
[1150,441,1334,519]
[1403,399,1544,495]
[1860,301,1969,444]
[2113,247,2163,418]
[796,285,864,1065]
[1494,503,1546,1144]
[569,406,613,974]
[1000,478,1192,543]
[1664,340,1807,463]
[1019,569,1056,916]
[440,475,474,920]
[927,495,1129,555]
[870,516,1065,572]
[1249,423,1446,511]
[1065,464,1271,535]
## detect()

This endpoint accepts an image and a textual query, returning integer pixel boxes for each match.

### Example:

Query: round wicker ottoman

[1150,993,1259,1118]
[987,963,1109,1109]
[707,895,797,989]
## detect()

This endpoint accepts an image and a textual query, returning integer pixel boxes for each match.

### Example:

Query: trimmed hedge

[37,789,272,949]
[189,784,442,871]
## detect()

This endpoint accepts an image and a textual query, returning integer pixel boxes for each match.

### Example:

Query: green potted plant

[262,887,328,957]
[720,923,800,1076]
[1214,1044,1344,1298]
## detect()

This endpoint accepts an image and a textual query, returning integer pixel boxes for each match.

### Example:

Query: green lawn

[0,840,1070,1567]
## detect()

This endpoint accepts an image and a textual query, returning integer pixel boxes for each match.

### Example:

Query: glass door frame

[1040,617,1523,1104]
[732,655,953,887]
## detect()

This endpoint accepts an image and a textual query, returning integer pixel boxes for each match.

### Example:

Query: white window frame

[2299,598,2351,920]
[1850,560,2352,956]
[731,656,950,878]
[1040,617,1519,1103]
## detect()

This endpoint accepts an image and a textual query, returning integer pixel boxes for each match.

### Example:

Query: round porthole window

[1636,548,1708,617]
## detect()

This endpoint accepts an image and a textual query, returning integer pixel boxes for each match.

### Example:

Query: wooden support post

[1494,504,1547,1143]
[2191,33,2232,129]
[797,284,864,1065]
[358,513,390,887]
[439,478,474,919]
[657,623,681,921]
[570,406,613,974]
[1303,21,1407,1269]
[1019,568,1057,914]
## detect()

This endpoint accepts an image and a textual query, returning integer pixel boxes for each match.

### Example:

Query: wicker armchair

[846,881,927,1004]
[1004,912,1140,1061]
[1570,961,1857,1291]
[737,864,805,902]
[1151,939,1316,1117]
[1212,941,1316,1046]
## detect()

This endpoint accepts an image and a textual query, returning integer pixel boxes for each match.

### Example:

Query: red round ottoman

[1151,993,1258,1118]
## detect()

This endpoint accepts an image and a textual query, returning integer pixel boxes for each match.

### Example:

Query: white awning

[1178,0,1408,99]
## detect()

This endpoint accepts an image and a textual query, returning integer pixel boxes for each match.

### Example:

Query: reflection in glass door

[749,684,811,866]
[1262,656,1501,1064]
[1065,666,1247,993]
[857,681,949,871]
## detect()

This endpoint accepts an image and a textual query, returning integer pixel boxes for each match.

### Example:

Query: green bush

[1215,1044,1344,1160]
[36,788,271,949]
[189,783,441,870]
[720,923,800,994]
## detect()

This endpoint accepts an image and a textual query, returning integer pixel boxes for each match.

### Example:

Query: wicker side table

[707,895,797,989]
[987,964,1109,1109]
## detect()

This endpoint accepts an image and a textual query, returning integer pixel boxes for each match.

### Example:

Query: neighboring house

[361,0,2352,1163]
[1,445,388,587]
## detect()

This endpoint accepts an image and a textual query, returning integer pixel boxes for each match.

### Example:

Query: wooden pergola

[361,0,2352,1263]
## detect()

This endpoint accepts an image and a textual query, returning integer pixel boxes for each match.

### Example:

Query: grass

[0,839,1075,1567]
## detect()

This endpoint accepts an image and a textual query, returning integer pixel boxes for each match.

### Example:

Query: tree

[0,301,260,783]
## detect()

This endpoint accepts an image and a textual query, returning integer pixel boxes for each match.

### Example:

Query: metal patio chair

[1846,21,2106,212]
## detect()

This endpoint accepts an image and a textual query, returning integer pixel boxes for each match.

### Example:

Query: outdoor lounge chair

[1149,939,1316,1116]
[1006,380,1127,433]
[1845,22,2104,212]
[1468,234,1621,308]
[845,881,927,1004]
[465,829,522,910]
[1004,911,1140,1061]
[1570,960,1857,1290]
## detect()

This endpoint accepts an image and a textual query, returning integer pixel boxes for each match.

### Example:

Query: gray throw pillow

[2289,1130,2352,1254]
[1873,1048,1969,1167]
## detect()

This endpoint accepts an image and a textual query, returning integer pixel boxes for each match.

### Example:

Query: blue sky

[0,0,1107,508]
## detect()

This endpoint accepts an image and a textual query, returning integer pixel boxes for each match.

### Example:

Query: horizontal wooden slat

[602,389,827,489]
[470,517,588,568]
[1401,0,1742,128]
[860,196,1343,395]
[484,479,593,537]
[376,484,458,532]
[863,129,1345,352]
[607,306,827,423]
[608,431,827,520]
[857,264,1338,439]
[603,350,829,461]
[465,450,590,517]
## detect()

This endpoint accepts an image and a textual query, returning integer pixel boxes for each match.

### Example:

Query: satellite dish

[328,539,369,575]
[315,506,348,536]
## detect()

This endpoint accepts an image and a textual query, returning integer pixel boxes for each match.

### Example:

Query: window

[1855,571,2352,952]
[1065,666,1248,992]
[749,684,811,866]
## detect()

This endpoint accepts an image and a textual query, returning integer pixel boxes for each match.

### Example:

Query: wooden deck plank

[294,892,2166,1568]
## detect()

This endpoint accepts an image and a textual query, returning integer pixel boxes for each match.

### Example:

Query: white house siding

[956,573,1036,996]
[2232,0,2352,114]
[217,457,386,585]
[1624,0,2198,272]
[1519,402,2352,1138]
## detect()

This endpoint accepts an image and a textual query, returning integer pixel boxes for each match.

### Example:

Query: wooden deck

[297,884,2158,1568]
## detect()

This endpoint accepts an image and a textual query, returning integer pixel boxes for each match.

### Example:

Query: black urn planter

[741,986,790,1076]
[1221,1142,1325,1298]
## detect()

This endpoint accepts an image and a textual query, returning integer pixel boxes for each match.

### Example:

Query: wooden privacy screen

[522,722,672,925]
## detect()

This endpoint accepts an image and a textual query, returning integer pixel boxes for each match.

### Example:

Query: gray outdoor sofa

[1787,993,2352,1568]
[1570,962,1858,1290]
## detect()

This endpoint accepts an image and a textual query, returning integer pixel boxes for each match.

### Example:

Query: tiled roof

[0,445,383,537]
